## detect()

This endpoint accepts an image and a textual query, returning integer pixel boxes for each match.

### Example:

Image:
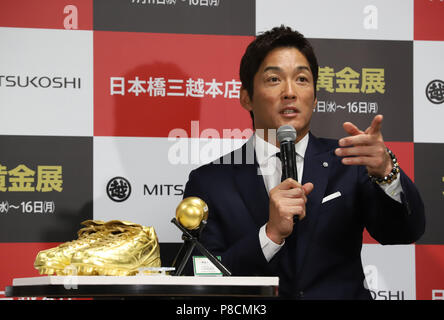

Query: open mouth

[280,107,299,115]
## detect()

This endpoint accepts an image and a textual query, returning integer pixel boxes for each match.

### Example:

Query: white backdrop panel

[413,41,444,143]
[93,136,247,243]
[256,0,413,40]
[0,27,93,136]
[361,244,416,300]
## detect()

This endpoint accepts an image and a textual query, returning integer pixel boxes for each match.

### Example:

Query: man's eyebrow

[263,65,311,73]
[263,66,282,73]
[296,65,311,72]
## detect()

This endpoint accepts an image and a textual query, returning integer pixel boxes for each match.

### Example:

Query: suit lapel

[233,139,270,227]
[296,133,333,274]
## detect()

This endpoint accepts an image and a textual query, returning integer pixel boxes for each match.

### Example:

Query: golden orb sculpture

[175,197,209,230]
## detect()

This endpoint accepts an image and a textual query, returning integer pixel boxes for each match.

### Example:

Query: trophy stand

[171,218,231,276]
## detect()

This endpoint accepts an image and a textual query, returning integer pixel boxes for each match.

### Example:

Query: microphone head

[277,125,297,143]
[175,197,209,230]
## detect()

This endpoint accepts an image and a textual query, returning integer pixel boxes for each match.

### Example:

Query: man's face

[241,47,317,143]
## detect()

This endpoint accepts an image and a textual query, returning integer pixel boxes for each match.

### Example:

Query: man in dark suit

[183,26,425,299]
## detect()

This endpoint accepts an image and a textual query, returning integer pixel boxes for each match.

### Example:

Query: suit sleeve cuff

[378,173,403,203]
[259,224,284,262]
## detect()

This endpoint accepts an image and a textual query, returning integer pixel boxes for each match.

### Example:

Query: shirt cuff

[378,173,403,203]
[259,224,285,262]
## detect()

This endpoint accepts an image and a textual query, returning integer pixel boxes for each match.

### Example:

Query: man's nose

[283,81,296,99]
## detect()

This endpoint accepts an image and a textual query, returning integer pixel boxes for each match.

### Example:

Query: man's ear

[240,88,253,112]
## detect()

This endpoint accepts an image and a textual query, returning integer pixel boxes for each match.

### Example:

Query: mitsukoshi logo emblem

[426,79,444,104]
[107,177,132,202]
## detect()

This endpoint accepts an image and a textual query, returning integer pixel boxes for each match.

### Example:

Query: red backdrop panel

[416,245,444,300]
[414,0,444,41]
[0,243,61,297]
[0,0,92,30]
[94,31,253,138]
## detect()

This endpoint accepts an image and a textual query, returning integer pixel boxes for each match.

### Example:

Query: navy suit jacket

[183,132,425,299]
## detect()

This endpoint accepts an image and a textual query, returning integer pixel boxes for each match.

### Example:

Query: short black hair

[239,26,319,126]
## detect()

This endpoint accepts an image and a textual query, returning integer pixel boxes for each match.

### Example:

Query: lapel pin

[322,162,328,168]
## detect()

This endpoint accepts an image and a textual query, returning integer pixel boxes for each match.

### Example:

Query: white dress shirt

[254,132,403,262]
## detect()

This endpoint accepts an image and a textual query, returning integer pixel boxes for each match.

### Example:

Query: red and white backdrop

[0,0,443,300]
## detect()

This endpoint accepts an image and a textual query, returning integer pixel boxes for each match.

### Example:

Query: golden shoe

[34,220,120,275]
[70,221,161,276]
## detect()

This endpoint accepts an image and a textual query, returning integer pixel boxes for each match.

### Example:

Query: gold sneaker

[34,220,109,275]
[70,221,161,276]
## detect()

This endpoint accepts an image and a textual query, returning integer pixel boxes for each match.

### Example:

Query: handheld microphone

[277,125,298,182]
[277,125,299,224]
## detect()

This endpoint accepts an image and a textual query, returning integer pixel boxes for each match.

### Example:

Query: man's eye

[267,77,280,82]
